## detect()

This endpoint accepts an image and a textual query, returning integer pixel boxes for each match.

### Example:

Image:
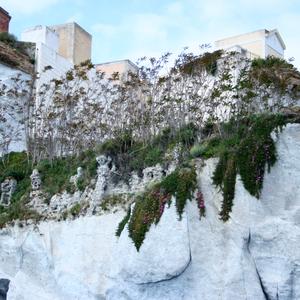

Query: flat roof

[215,28,286,50]
[50,22,92,38]
[215,29,267,43]
[96,59,138,69]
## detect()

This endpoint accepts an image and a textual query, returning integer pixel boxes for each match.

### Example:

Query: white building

[95,59,138,82]
[21,22,92,89]
[21,25,72,88]
[215,29,286,59]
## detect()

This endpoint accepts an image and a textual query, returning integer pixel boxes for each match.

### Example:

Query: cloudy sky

[0,0,299,68]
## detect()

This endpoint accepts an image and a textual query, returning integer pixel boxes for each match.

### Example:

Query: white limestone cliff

[0,124,299,299]
[0,64,31,155]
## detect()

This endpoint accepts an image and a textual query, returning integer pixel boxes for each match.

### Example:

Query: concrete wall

[21,26,72,89]
[215,29,285,59]
[265,45,283,58]
[215,30,265,58]
[35,42,72,88]
[50,23,74,64]
[73,24,92,65]
[266,33,284,58]
[22,26,59,52]
[50,22,92,65]
[96,60,138,81]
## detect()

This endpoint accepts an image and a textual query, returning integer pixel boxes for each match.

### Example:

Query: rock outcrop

[0,124,299,299]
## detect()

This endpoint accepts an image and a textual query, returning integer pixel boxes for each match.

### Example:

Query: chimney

[0,7,11,33]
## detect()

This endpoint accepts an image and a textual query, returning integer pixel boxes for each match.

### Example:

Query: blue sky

[0,0,300,68]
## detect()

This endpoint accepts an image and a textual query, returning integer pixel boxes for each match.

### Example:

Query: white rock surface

[0,64,31,155]
[0,124,299,299]
[109,200,190,284]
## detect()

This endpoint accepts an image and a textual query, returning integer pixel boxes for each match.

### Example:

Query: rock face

[0,279,10,300]
[0,124,300,299]
[0,63,31,155]
[0,178,17,207]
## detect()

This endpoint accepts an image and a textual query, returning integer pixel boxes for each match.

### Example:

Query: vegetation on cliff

[117,166,197,251]
[1,50,300,250]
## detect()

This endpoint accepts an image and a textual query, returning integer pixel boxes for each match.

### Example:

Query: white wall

[35,42,72,88]
[22,26,72,92]
[21,26,59,52]
[266,33,284,58]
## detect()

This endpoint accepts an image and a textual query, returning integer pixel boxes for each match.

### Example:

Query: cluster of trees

[1,47,299,162]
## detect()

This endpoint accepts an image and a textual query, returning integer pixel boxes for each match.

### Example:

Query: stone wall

[0,41,34,74]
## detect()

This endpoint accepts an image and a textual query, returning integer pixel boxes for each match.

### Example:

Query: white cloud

[89,0,300,69]
[0,0,59,14]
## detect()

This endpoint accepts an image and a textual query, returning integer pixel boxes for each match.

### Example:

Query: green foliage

[0,201,40,229]
[100,194,129,211]
[174,123,198,146]
[118,166,197,251]
[0,152,40,227]
[236,115,285,197]
[211,114,286,221]
[0,124,197,227]
[251,56,294,69]
[213,153,237,221]
[100,124,198,181]
[69,203,82,217]
[190,143,206,158]
[37,158,76,197]
[0,32,17,46]
[0,152,32,203]
[116,207,131,237]
[190,138,222,159]
[180,50,223,76]
[0,148,99,227]
[249,56,300,95]
[37,148,98,198]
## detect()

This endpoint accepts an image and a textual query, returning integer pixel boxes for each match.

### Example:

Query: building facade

[0,7,11,33]
[215,29,286,59]
[95,59,138,82]
[50,22,92,65]
[21,25,72,88]
[21,22,92,89]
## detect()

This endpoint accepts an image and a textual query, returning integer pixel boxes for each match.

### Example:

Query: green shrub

[251,56,293,69]
[190,137,223,159]
[0,200,40,229]
[70,203,82,217]
[37,148,98,197]
[249,56,300,95]
[0,152,32,203]
[0,32,17,47]
[117,166,197,251]
[116,207,131,236]
[190,143,207,158]
[100,124,198,181]
[180,50,223,76]
[212,114,286,221]
[100,194,128,211]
